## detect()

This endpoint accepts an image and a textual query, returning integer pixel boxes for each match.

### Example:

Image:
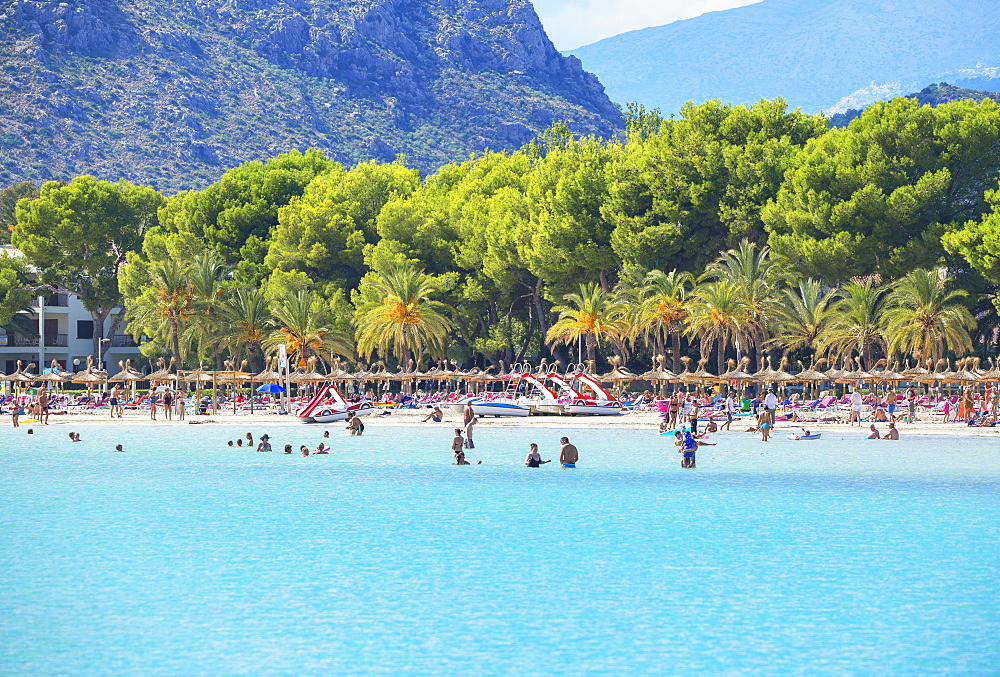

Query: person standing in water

[464,416,478,449]
[256,434,272,452]
[346,411,364,436]
[451,428,465,460]
[559,437,578,468]
[525,443,551,467]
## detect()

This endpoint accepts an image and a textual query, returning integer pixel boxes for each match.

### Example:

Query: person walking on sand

[559,436,578,468]
[38,387,50,425]
[722,392,736,431]
[149,391,157,421]
[763,389,778,427]
[848,389,863,426]
[906,386,917,423]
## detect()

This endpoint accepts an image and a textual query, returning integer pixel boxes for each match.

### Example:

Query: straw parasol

[770,357,796,384]
[599,356,637,383]
[71,357,106,387]
[978,358,1000,383]
[871,360,904,383]
[289,356,328,383]
[254,356,282,383]
[35,359,69,384]
[718,357,754,383]
[109,359,145,384]
[8,360,37,384]
[640,355,679,383]
[840,357,874,383]
[147,357,178,383]
[753,356,779,384]
[795,359,828,383]
[683,358,719,384]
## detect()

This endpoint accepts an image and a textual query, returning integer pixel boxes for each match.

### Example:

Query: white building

[0,246,143,374]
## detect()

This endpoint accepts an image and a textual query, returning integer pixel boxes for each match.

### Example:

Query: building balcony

[111,334,140,348]
[28,294,69,308]
[0,334,68,347]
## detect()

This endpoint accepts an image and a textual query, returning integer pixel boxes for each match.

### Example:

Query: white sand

[30,406,1000,437]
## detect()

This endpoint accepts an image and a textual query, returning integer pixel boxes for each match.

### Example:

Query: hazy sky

[532,0,761,50]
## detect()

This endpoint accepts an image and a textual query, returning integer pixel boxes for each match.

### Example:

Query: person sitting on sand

[867,424,880,440]
[525,443,551,467]
[883,422,899,440]
[423,406,444,423]
[256,434,272,452]
[658,418,669,434]
[314,443,329,454]
[346,411,364,436]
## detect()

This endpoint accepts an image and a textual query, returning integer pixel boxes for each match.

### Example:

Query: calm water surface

[1,421,998,674]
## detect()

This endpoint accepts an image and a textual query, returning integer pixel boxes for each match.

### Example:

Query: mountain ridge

[0,0,622,191]
[569,0,1000,115]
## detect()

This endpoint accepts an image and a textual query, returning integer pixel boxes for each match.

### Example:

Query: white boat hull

[472,401,530,417]
[300,402,375,423]
[564,401,622,416]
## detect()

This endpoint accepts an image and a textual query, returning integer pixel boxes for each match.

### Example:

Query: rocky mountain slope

[829,82,1000,127]
[0,0,622,191]
[569,0,1000,115]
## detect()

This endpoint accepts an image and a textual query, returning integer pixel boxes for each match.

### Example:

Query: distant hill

[0,0,622,191]
[830,82,1000,127]
[569,0,1000,115]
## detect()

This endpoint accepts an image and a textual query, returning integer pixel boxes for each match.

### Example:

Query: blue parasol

[256,383,286,393]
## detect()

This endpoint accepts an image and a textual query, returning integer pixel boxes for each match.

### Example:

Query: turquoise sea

[1,421,998,674]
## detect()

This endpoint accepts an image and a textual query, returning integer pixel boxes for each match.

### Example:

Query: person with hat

[256,435,272,452]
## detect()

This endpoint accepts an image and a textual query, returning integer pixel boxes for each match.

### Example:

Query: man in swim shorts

[346,411,364,436]
[559,437,578,468]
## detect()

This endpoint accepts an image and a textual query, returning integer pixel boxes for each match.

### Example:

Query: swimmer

[114,444,123,452]
[323,431,330,438]
[68,432,81,442]
[790,428,812,441]
[658,418,669,434]
[883,422,899,440]
[314,443,329,454]
[452,450,471,465]
[867,424,880,440]
[26,428,33,435]
[245,432,253,447]
[525,443,551,467]
[346,411,365,436]
[256,434,272,452]
[236,439,243,447]
[300,445,309,456]
[283,444,292,454]
[559,436,579,468]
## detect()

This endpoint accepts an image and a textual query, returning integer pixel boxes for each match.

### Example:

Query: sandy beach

[29,406,1000,438]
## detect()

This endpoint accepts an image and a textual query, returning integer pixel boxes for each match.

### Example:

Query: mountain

[0,0,622,191]
[830,82,1000,126]
[569,0,1000,115]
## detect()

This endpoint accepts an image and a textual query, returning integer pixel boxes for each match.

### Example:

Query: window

[77,320,94,340]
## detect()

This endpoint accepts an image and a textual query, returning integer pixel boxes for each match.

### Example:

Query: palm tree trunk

[170,318,181,371]
[670,332,682,373]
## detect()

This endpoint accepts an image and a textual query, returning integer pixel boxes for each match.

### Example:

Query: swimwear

[432,416,441,422]
[561,463,576,468]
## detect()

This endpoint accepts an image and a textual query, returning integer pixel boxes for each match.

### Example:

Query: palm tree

[226,288,273,373]
[354,263,454,368]
[704,240,780,367]
[185,253,232,369]
[629,269,695,372]
[684,279,750,374]
[819,280,888,367]
[125,258,194,369]
[769,278,840,359]
[546,282,627,364]
[267,290,353,370]
[883,268,976,363]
